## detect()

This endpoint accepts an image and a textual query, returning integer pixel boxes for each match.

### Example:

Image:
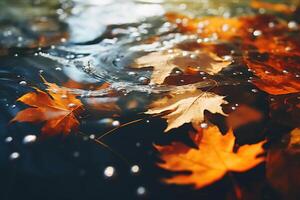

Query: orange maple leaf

[244,53,300,95]
[155,126,265,188]
[11,80,83,136]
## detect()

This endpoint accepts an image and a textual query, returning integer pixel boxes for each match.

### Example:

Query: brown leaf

[146,87,227,132]
[12,79,83,136]
[132,48,231,84]
[155,126,265,188]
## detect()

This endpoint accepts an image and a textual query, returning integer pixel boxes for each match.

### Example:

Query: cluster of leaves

[10,1,300,199]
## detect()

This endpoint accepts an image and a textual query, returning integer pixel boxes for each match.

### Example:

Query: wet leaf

[132,48,231,84]
[11,80,83,136]
[155,126,265,188]
[146,87,227,132]
[244,53,300,95]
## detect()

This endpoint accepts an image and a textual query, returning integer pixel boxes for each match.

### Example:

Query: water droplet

[288,21,298,30]
[89,134,95,139]
[200,122,208,129]
[253,30,262,37]
[112,120,120,127]
[137,186,146,196]
[251,89,258,93]
[61,38,67,43]
[131,165,140,174]
[68,103,76,108]
[138,76,149,84]
[61,94,67,99]
[19,81,27,86]
[128,71,137,76]
[282,70,289,74]
[9,152,20,160]
[104,166,115,178]
[5,136,13,143]
[23,135,37,144]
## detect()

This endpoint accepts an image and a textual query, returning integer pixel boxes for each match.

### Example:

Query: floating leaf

[146,87,227,132]
[155,126,265,188]
[12,80,83,136]
[132,48,231,84]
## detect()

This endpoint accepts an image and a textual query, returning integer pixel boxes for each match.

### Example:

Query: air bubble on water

[104,166,115,178]
[14,53,18,57]
[19,81,27,85]
[131,165,140,174]
[231,106,236,110]
[146,120,150,123]
[282,70,289,74]
[9,152,20,160]
[5,136,13,143]
[251,89,258,93]
[51,45,56,49]
[55,67,62,71]
[61,38,67,43]
[34,53,38,56]
[137,186,146,196]
[11,104,16,108]
[23,135,37,144]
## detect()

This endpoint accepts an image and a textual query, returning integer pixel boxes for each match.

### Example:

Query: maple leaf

[132,49,231,84]
[155,126,265,188]
[146,87,227,132]
[244,53,300,95]
[11,80,83,136]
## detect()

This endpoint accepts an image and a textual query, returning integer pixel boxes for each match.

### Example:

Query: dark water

[0,0,299,200]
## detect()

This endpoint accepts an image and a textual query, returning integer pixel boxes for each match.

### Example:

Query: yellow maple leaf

[146,87,227,132]
[132,49,231,84]
[155,126,265,188]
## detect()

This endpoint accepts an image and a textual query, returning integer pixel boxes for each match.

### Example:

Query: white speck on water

[19,81,27,85]
[200,122,208,129]
[5,136,13,143]
[9,152,20,160]
[131,165,140,174]
[112,120,120,127]
[23,135,37,144]
[104,166,115,178]
[137,186,146,196]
